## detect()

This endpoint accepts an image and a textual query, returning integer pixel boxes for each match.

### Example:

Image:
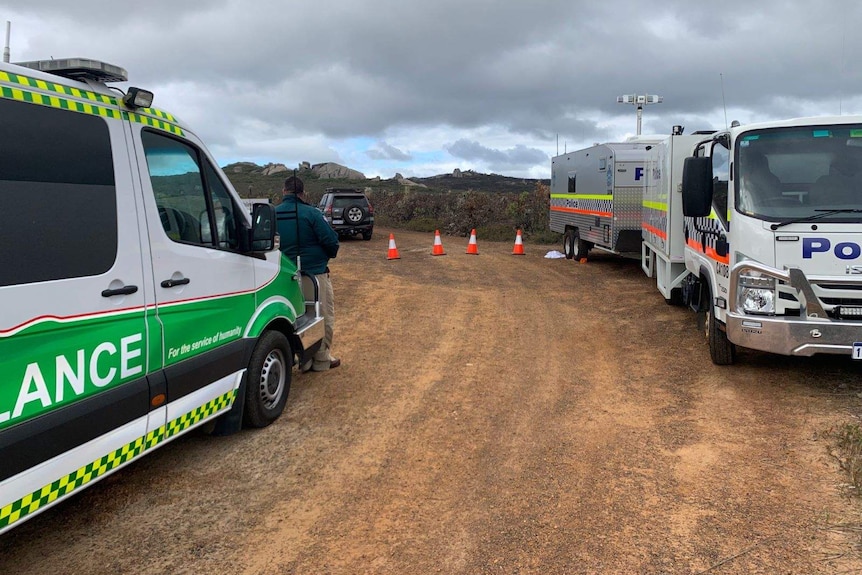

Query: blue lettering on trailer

[635,167,644,181]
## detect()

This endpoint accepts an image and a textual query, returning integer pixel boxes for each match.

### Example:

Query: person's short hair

[283,175,304,195]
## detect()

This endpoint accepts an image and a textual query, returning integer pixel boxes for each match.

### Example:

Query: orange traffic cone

[387,233,401,260]
[432,230,446,256]
[465,229,479,255]
[512,229,525,255]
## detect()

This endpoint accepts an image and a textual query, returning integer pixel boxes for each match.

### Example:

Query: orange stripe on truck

[550,206,613,218]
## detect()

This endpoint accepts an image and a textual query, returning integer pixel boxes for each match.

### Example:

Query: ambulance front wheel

[244,331,292,428]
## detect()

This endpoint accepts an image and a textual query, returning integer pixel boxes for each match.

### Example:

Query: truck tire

[563,230,574,259]
[243,331,292,428]
[665,288,684,306]
[702,283,735,365]
[572,230,590,261]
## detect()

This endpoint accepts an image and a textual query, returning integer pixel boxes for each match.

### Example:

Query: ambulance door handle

[102,285,139,297]
[161,277,190,288]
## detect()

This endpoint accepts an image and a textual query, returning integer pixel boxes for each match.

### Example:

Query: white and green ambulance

[0,57,324,534]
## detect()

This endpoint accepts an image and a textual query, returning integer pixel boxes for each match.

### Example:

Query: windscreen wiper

[770,209,862,230]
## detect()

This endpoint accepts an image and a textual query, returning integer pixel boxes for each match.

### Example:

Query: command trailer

[550,141,657,261]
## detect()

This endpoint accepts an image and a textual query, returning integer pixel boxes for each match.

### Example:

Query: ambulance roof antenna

[720,73,728,129]
[4,21,10,64]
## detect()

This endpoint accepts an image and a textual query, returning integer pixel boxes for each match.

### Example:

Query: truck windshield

[735,124,862,223]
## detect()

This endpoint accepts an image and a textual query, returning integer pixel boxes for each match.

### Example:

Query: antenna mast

[3,21,10,63]
[720,73,728,129]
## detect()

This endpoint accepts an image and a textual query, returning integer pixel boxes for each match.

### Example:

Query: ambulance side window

[0,98,117,287]
[141,131,208,247]
[203,162,239,250]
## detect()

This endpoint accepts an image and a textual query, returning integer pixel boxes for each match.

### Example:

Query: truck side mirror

[682,156,714,217]
[251,203,276,251]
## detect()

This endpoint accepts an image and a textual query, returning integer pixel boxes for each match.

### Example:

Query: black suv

[318,188,374,240]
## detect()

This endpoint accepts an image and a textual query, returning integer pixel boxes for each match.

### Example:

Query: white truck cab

[0,58,324,533]
[675,117,862,363]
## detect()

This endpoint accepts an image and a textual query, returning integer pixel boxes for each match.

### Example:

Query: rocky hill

[223,161,548,204]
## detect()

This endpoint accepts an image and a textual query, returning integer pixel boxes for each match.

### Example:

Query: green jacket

[275,195,339,275]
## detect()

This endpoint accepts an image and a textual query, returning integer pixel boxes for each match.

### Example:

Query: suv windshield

[736,123,862,223]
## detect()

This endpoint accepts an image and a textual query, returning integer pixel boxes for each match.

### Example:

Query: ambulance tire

[572,230,590,261]
[703,283,736,365]
[563,230,574,259]
[244,331,292,428]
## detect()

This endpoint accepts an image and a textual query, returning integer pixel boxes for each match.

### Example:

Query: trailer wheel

[243,331,292,428]
[572,230,590,261]
[702,283,735,365]
[563,230,574,259]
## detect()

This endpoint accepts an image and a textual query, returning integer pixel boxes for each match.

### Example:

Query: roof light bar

[14,58,128,83]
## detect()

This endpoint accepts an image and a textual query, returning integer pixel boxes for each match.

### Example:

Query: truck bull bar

[725,260,862,357]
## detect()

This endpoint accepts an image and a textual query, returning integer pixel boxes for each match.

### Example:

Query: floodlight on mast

[616,93,662,135]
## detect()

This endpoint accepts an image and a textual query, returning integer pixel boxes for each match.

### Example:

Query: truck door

[0,95,150,520]
[133,128,255,434]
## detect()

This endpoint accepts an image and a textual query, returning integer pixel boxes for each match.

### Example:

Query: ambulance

[0,57,324,533]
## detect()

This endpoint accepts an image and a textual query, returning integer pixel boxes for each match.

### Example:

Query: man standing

[276,175,341,372]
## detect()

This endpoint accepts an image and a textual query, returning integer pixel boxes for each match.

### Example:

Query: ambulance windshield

[736,124,862,222]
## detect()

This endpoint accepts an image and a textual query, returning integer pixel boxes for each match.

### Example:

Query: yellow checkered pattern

[0,70,183,136]
[0,390,235,530]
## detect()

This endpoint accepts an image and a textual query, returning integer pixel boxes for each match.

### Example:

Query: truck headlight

[738,272,776,315]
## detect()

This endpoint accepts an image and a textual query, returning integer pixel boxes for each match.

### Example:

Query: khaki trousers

[312,272,336,370]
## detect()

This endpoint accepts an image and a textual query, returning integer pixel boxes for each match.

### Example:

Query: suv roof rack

[14,58,128,83]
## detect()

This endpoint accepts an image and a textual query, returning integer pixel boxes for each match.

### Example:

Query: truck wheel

[362,229,373,241]
[243,331,292,428]
[702,284,735,365]
[572,230,590,261]
[563,230,574,259]
[665,288,684,306]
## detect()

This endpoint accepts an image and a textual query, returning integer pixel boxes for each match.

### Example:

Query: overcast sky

[3,1,861,179]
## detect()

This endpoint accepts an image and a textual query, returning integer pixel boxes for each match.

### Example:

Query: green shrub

[403,217,444,233]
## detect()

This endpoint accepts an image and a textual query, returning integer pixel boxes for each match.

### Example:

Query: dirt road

[3,227,862,574]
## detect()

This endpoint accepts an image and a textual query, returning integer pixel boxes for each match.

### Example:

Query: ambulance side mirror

[250,203,276,252]
[682,156,714,217]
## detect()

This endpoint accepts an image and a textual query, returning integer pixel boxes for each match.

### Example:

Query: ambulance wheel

[563,230,574,259]
[572,230,590,261]
[702,283,735,365]
[244,331,292,428]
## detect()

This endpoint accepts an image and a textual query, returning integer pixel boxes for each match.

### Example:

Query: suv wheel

[362,230,373,241]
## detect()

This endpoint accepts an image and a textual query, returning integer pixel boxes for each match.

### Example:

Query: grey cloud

[5,0,862,177]
[366,141,412,161]
[447,140,548,170]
